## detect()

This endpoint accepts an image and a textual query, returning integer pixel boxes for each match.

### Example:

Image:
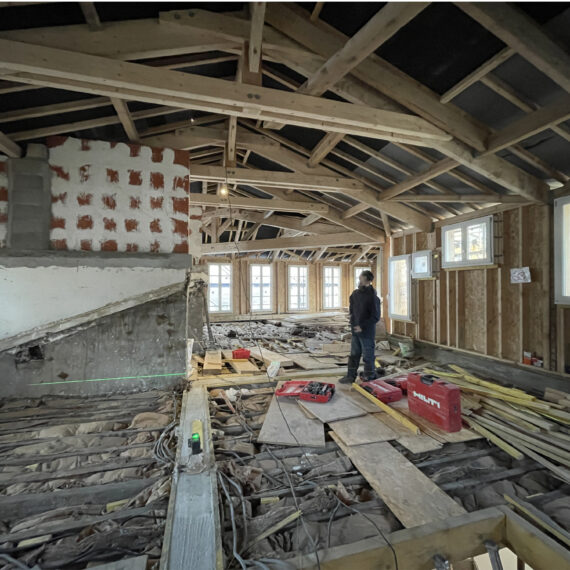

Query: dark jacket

[349,285,381,332]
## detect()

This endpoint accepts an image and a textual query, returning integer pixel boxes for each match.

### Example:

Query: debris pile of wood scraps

[0,390,178,569]
[424,365,570,484]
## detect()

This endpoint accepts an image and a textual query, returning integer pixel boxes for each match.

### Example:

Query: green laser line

[31,372,185,386]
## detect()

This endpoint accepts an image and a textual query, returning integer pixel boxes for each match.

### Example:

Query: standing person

[339,270,381,384]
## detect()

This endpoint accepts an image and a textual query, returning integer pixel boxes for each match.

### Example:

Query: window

[354,267,371,289]
[323,266,341,309]
[251,264,272,311]
[555,196,570,304]
[209,263,232,312]
[442,215,493,268]
[411,250,432,279]
[289,266,308,310]
[388,254,411,321]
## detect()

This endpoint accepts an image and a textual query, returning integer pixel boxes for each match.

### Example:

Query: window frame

[288,265,309,311]
[555,196,570,305]
[411,250,432,279]
[208,263,232,313]
[441,215,494,269]
[250,263,273,312]
[323,265,342,309]
[388,254,412,322]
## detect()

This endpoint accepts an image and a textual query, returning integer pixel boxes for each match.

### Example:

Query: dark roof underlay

[0,2,569,259]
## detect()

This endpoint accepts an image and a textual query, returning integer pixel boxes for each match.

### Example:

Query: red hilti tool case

[359,379,403,404]
[407,372,462,432]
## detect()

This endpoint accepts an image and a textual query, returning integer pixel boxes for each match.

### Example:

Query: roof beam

[80,2,102,30]
[457,2,570,93]
[248,2,266,74]
[0,39,451,145]
[297,2,430,97]
[310,2,324,22]
[0,129,21,157]
[202,231,379,255]
[110,98,139,142]
[483,95,570,156]
[189,164,366,193]
[440,47,515,103]
[394,194,529,204]
[308,132,345,168]
[190,194,328,214]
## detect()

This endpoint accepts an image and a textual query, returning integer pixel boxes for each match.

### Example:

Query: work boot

[338,375,356,385]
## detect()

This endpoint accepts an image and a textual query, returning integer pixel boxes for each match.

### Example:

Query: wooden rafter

[248,2,266,74]
[110,98,139,142]
[80,2,101,30]
[457,2,570,93]
[0,129,21,157]
[189,194,328,214]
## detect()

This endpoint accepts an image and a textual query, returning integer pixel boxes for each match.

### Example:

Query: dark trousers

[347,328,375,379]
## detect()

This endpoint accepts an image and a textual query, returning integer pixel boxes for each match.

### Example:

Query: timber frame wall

[201,256,379,317]
[384,203,570,375]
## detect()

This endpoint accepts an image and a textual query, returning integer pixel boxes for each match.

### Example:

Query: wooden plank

[89,557,148,570]
[0,129,21,157]
[330,434,466,527]
[375,413,444,453]
[203,349,222,375]
[298,391,367,423]
[286,352,326,370]
[249,347,294,367]
[190,193,329,213]
[330,414,397,445]
[248,2,266,74]
[257,390,325,447]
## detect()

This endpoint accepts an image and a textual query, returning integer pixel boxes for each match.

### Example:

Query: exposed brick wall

[0,157,7,248]
[47,136,202,254]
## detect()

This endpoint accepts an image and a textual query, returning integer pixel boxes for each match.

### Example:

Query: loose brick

[80,239,92,251]
[102,195,116,209]
[130,196,141,209]
[103,217,117,231]
[172,218,188,236]
[172,197,188,214]
[101,239,118,251]
[129,170,142,186]
[151,147,164,163]
[150,196,163,209]
[77,215,93,229]
[51,217,65,229]
[125,219,139,232]
[77,193,92,206]
[51,238,67,250]
[150,172,164,190]
[106,168,119,184]
[79,164,90,183]
[50,165,70,181]
[150,219,162,233]
[126,243,139,252]
[173,242,189,253]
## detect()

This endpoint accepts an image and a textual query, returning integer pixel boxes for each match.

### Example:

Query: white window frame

[441,215,493,269]
[354,266,371,290]
[250,264,272,312]
[208,263,232,313]
[388,254,412,322]
[323,266,341,309]
[411,250,432,279]
[288,265,309,311]
[555,196,570,304]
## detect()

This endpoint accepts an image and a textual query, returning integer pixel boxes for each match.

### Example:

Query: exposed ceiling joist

[395,194,529,204]
[110,98,139,142]
[0,130,21,157]
[202,231,379,255]
[80,2,101,30]
[457,2,570,93]
[190,194,328,214]
[248,2,266,74]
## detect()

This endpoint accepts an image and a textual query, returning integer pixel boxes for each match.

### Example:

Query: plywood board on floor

[287,353,326,370]
[330,414,398,446]
[221,350,262,375]
[375,414,443,453]
[258,388,325,447]
[331,433,466,528]
[298,391,366,423]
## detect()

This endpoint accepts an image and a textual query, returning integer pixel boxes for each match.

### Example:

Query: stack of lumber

[424,365,570,484]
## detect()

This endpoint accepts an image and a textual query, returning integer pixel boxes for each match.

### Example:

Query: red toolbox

[275,380,335,403]
[407,372,462,432]
[232,348,251,360]
[384,374,409,394]
[360,379,403,404]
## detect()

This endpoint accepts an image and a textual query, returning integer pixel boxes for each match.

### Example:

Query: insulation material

[0,156,7,248]
[47,136,202,254]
